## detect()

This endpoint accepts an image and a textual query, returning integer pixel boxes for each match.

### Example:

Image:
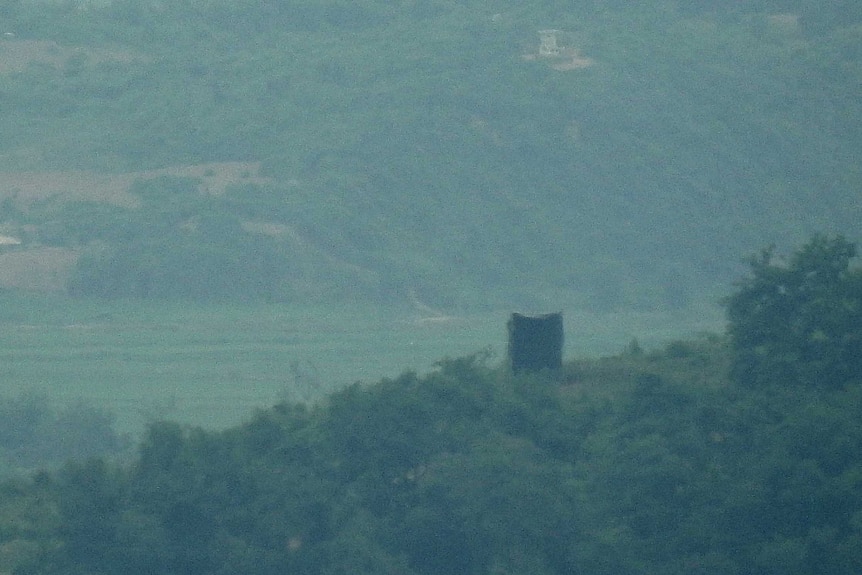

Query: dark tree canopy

[724,234,862,387]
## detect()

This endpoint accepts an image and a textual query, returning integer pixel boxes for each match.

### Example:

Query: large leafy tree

[725,234,862,387]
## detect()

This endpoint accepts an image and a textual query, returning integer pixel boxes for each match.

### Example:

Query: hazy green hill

[0,235,860,573]
[3,339,861,574]
[1,0,861,310]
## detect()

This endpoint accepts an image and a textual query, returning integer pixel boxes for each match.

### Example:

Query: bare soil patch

[0,38,142,74]
[0,161,272,211]
[0,171,141,209]
[0,247,79,291]
[0,162,272,291]
[551,51,595,71]
[522,47,595,71]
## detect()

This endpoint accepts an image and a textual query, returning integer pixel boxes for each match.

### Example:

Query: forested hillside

[1,0,861,309]
[1,236,861,574]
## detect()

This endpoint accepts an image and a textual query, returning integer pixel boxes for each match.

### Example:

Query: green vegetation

[725,234,862,389]
[1,0,860,311]
[0,236,860,574]
[0,392,129,476]
[0,289,718,438]
[2,0,861,569]
[0,293,504,435]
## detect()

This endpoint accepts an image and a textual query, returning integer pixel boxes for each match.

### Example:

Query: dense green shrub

[0,393,129,475]
[724,235,862,388]
[3,315,861,574]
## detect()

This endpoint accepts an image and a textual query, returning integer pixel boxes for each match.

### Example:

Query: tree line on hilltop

[0,235,860,574]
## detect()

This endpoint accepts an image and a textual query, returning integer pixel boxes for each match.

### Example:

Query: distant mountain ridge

[0,0,860,310]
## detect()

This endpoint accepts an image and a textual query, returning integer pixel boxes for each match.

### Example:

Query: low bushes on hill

[2,236,861,574]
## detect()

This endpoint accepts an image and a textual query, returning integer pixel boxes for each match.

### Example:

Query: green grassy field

[1,292,723,435]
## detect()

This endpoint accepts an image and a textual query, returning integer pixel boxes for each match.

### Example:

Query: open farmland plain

[0,293,722,436]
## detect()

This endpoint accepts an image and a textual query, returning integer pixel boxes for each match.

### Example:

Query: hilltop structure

[508,312,564,373]
[538,30,562,56]
[525,29,594,71]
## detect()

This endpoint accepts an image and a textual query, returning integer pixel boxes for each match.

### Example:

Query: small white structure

[538,30,561,57]
[0,235,22,246]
